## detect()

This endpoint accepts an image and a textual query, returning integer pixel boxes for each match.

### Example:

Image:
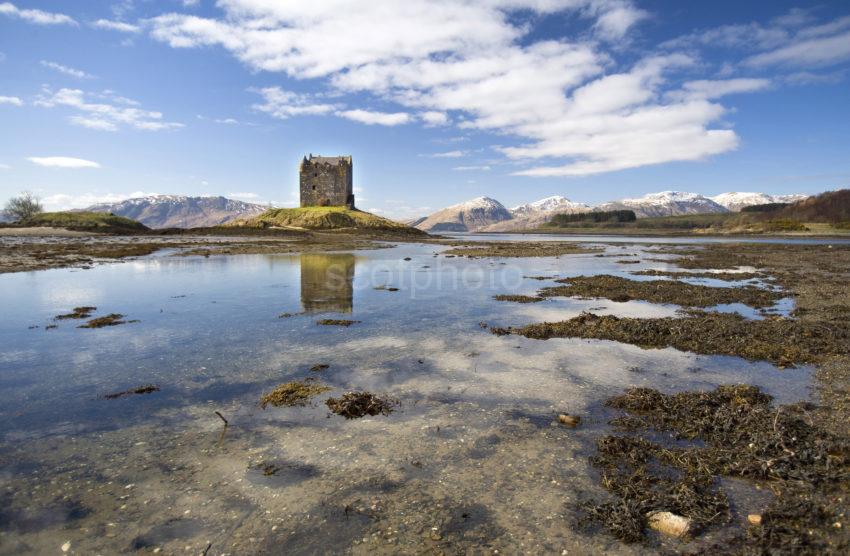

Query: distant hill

[22,211,149,233]
[80,195,266,228]
[710,192,809,212]
[414,197,511,232]
[772,189,850,223]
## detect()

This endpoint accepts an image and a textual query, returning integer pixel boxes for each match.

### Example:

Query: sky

[1,0,849,219]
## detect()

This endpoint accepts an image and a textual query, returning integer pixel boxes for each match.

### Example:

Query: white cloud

[669,78,771,100]
[592,4,648,40]
[745,30,850,68]
[92,19,141,33]
[40,60,94,79]
[420,111,449,126]
[144,0,802,177]
[41,191,159,211]
[0,163,11,170]
[783,70,846,86]
[251,87,337,119]
[27,156,101,169]
[336,109,411,126]
[69,116,118,131]
[665,11,850,70]
[0,2,77,25]
[35,87,184,131]
[428,150,466,158]
[0,95,22,106]
[453,165,491,171]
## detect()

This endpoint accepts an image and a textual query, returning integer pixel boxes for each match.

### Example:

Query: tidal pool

[0,241,812,554]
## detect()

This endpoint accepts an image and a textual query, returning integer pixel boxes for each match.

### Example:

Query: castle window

[312,185,316,191]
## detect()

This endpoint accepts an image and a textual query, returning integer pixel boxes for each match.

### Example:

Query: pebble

[61,541,71,552]
[647,511,691,538]
[557,414,580,428]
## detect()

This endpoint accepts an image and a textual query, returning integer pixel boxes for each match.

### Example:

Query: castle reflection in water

[299,253,355,313]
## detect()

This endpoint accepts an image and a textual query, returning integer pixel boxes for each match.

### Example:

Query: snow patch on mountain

[596,191,727,218]
[414,196,512,232]
[711,192,809,212]
[510,195,591,216]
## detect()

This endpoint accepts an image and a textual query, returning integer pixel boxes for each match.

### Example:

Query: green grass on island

[236,206,424,234]
[21,212,149,233]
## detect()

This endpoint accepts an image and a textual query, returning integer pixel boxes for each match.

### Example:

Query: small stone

[558,414,580,427]
[647,511,691,538]
[748,514,762,526]
[61,541,71,552]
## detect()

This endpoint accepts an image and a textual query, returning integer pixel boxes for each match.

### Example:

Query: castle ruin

[299,154,354,208]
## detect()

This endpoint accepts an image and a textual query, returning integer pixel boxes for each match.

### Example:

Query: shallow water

[0,241,813,554]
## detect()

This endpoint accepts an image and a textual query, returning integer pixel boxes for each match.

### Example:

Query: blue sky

[1,0,849,219]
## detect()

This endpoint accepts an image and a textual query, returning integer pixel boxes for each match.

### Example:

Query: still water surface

[0,240,812,554]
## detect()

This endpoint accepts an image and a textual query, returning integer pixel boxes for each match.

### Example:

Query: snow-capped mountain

[595,191,728,218]
[482,196,592,231]
[81,195,267,228]
[509,195,592,217]
[414,197,512,232]
[710,192,809,212]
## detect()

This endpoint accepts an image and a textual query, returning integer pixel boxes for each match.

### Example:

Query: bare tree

[3,191,44,222]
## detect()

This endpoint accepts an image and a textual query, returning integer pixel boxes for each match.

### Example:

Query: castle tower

[299,154,354,208]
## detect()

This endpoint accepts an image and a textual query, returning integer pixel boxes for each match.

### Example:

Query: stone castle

[299,154,354,208]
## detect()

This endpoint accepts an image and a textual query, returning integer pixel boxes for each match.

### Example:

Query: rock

[647,511,691,538]
[748,514,762,525]
[558,414,581,427]
[61,541,71,552]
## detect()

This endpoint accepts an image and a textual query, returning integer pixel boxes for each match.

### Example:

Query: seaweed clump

[260,379,332,408]
[490,311,848,367]
[492,294,543,303]
[78,313,128,328]
[540,274,781,308]
[55,306,97,320]
[579,435,730,543]
[316,319,360,327]
[104,384,160,399]
[605,385,849,485]
[631,269,764,281]
[325,391,397,419]
[441,242,597,258]
[579,385,850,551]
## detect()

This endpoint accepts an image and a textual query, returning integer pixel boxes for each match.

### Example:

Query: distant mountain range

[54,190,812,231]
[709,192,809,212]
[79,195,267,228]
[413,191,812,232]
